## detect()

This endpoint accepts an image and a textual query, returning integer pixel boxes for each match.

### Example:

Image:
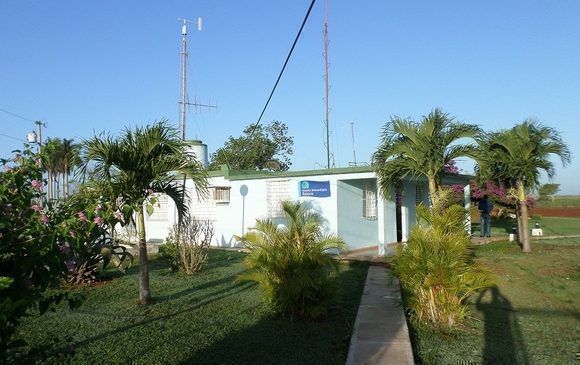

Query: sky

[1,1,579,194]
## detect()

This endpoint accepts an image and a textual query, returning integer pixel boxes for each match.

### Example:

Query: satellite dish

[240,184,248,197]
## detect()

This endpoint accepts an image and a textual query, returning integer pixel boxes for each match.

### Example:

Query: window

[213,186,231,203]
[267,179,291,218]
[415,184,425,205]
[362,182,377,220]
[149,194,169,221]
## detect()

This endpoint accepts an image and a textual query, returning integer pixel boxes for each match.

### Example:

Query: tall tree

[209,121,294,171]
[538,183,560,202]
[476,120,571,252]
[372,108,480,200]
[43,138,63,200]
[79,121,208,304]
[42,138,80,200]
[61,138,80,199]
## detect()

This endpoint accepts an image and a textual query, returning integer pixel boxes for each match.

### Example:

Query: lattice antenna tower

[323,0,332,169]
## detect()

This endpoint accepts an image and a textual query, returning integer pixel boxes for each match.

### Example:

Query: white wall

[138,171,469,254]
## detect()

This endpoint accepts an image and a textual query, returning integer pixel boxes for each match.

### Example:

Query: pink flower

[77,212,87,222]
[65,259,75,272]
[444,160,459,174]
[69,230,77,239]
[40,213,49,224]
[93,216,105,227]
[31,179,42,191]
[59,245,71,255]
[113,210,124,222]
[31,204,43,212]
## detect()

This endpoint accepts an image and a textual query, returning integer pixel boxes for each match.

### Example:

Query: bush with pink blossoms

[470,180,535,211]
[0,147,81,360]
[444,159,460,174]
[0,148,133,361]
[48,183,134,285]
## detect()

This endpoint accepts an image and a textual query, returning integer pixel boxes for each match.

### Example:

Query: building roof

[208,164,472,183]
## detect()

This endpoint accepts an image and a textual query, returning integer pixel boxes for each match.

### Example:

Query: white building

[143,164,471,256]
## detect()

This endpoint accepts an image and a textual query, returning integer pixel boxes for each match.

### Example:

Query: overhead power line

[252,0,317,131]
[0,108,35,123]
[0,132,26,142]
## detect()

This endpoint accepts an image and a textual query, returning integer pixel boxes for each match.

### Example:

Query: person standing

[478,195,493,237]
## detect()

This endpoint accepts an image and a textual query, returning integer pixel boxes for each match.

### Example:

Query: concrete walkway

[346,265,414,365]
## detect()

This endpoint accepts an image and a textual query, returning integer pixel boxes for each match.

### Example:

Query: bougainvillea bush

[470,180,535,212]
[54,183,133,285]
[0,148,131,361]
[0,148,76,359]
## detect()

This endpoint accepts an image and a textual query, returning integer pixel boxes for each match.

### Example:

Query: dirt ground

[530,207,580,217]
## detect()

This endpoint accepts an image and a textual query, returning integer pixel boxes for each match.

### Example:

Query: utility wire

[0,108,35,123]
[0,132,26,142]
[252,0,317,133]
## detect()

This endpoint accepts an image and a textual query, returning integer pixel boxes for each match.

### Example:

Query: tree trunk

[137,207,152,304]
[428,176,437,205]
[428,176,437,197]
[51,172,56,200]
[64,164,69,199]
[520,200,531,253]
[55,174,60,200]
[47,171,52,200]
[518,181,531,252]
[515,203,523,244]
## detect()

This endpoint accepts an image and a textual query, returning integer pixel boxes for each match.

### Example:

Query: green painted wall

[337,180,378,249]
[383,198,397,244]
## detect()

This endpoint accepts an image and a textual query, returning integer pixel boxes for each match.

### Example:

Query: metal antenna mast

[179,19,189,140]
[179,17,215,141]
[323,0,331,169]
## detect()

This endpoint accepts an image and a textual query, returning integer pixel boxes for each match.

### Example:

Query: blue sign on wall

[299,180,331,197]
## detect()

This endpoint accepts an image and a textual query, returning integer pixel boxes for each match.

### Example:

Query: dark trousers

[480,214,491,237]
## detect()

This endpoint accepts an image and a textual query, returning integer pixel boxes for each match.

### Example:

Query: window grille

[267,179,290,218]
[415,184,425,205]
[149,194,169,221]
[213,187,231,203]
[362,182,378,219]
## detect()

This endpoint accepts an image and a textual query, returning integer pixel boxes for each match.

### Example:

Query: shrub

[237,201,346,319]
[50,189,133,285]
[0,148,82,361]
[393,191,492,331]
[165,217,213,274]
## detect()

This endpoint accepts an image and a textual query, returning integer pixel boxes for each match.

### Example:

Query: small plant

[393,190,492,331]
[165,217,213,274]
[236,201,346,319]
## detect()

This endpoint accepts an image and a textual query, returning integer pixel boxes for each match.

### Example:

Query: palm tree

[372,108,480,200]
[43,138,64,200]
[476,120,570,252]
[79,121,208,304]
[61,138,79,199]
[238,201,345,318]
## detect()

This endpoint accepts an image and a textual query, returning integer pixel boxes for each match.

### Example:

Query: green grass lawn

[408,237,580,365]
[16,249,369,364]
[472,216,580,237]
[535,195,580,208]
